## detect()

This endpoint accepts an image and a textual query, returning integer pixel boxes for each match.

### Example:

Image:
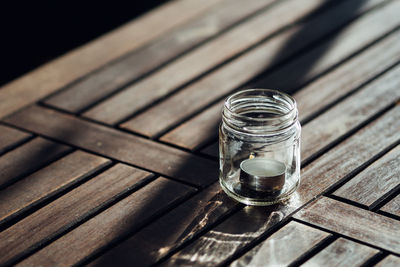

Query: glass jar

[219,89,301,206]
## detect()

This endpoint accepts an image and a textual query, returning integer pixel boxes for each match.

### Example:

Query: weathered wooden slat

[301,63,400,160]
[0,137,71,189]
[375,255,400,267]
[0,125,31,155]
[122,0,394,138]
[87,182,239,267]
[302,238,379,267]
[229,221,330,267]
[0,150,111,225]
[155,106,400,265]
[4,105,218,187]
[333,145,400,208]
[0,164,156,266]
[88,0,368,127]
[99,106,400,266]
[17,177,196,267]
[46,0,275,113]
[0,0,221,118]
[295,30,400,123]
[159,211,328,266]
[160,99,224,150]
[294,197,400,254]
[381,194,400,218]
[162,29,400,151]
[201,142,219,158]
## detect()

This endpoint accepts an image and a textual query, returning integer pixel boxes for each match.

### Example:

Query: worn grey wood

[0,150,111,224]
[0,125,31,155]
[0,137,71,188]
[122,0,394,138]
[87,182,239,267]
[294,197,400,254]
[302,238,379,267]
[160,210,328,267]
[381,194,400,217]
[229,221,330,267]
[334,145,400,208]
[375,255,400,267]
[0,0,223,119]
[17,177,196,267]
[295,30,400,122]
[84,0,333,126]
[301,63,400,161]
[4,105,218,187]
[0,164,155,266]
[46,0,274,114]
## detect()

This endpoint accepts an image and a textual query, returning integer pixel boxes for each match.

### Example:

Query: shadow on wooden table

[87,0,368,266]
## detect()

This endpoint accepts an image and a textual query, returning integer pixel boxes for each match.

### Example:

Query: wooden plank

[17,177,196,267]
[201,142,219,158]
[301,63,400,160]
[0,150,111,225]
[0,124,31,155]
[375,255,400,267]
[162,29,400,151]
[86,0,363,126]
[46,0,275,113]
[122,0,394,138]
[0,137,71,189]
[294,30,400,122]
[0,164,156,266]
[294,197,400,254]
[0,0,221,119]
[160,99,224,150]
[158,106,400,265]
[333,145,400,208]
[87,182,239,267]
[4,105,218,187]
[229,221,330,267]
[381,194,400,217]
[302,238,379,267]
[160,211,329,266]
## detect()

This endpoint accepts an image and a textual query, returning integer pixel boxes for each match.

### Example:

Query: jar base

[220,178,299,206]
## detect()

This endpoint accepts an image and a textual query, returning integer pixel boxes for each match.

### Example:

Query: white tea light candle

[240,158,286,192]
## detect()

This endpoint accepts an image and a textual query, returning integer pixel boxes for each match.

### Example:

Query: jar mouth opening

[222,89,298,135]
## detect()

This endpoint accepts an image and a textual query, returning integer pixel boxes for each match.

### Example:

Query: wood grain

[333,145,400,208]
[295,30,400,122]
[0,150,111,224]
[301,63,400,160]
[230,221,330,267]
[0,164,155,266]
[375,255,400,267]
[0,0,221,118]
[0,137,71,189]
[87,182,239,267]
[161,29,400,151]
[46,0,274,113]
[160,99,224,150]
[123,0,391,138]
[294,197,400,254]
[89,0,355,127]
[302,238,379,267]
[4,105,218,187]
[0,125,31,155]
[160,210,328,266]
[381,194,400,218]
[17,177,196,267]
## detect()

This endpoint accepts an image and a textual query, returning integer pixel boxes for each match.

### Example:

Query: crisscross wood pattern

[1,0,399,266]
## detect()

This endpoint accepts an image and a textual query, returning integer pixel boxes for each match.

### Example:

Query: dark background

[1,1,170,87]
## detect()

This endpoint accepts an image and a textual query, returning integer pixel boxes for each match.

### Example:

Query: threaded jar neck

[222,89,298,135]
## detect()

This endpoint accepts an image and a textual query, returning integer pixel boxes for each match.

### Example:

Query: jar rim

[224,88,297,122]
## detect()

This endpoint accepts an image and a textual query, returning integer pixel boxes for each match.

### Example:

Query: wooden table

[1,0,399,266]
